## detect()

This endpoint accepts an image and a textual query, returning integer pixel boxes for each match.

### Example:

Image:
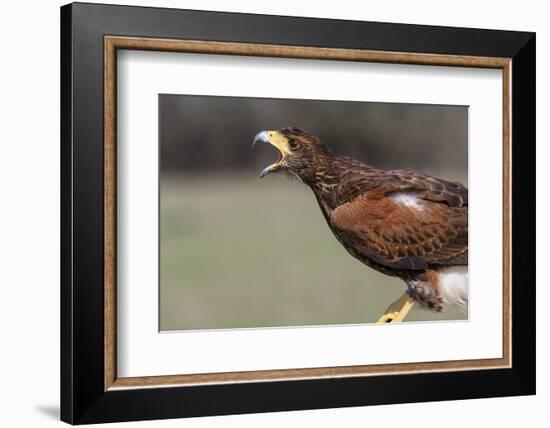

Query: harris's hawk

[253,128,468,323]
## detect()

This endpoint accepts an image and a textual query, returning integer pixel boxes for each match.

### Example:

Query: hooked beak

[252,130,290,177]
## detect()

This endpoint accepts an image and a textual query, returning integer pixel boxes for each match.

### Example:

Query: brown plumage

[253,127,468,313]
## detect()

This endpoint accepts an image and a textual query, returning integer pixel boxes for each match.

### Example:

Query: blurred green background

[159,95,468,331]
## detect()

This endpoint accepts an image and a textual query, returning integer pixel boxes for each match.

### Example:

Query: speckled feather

[276,127,469,311]
[279,128,468,273]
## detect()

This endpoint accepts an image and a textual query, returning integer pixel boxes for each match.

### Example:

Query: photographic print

[159,95,468,331]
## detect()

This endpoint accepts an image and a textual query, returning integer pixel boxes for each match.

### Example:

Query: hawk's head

[252,127,332,180]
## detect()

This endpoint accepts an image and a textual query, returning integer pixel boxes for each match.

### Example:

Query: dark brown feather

[276,127,468,278]
[329,190,467,271]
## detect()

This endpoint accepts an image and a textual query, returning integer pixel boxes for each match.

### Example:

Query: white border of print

[117,50,502,378]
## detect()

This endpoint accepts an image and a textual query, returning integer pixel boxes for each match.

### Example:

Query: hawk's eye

[288,140,301,151]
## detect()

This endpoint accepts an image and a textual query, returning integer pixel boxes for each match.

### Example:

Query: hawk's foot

[377,292,415,323]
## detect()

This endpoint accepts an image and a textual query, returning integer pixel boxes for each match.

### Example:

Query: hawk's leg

[377,292,415,323]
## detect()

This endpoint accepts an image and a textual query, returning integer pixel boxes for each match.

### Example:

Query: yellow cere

[266,131,292,156]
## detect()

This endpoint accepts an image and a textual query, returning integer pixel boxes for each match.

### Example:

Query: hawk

[252,127,468,323]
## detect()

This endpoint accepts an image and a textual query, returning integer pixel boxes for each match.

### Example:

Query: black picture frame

[61,2,535,424]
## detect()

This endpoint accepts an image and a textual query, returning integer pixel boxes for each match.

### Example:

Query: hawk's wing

[332,167,468,208]
[329,175,468,271]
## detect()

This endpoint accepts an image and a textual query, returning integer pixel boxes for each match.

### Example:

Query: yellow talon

[377,292,415,323]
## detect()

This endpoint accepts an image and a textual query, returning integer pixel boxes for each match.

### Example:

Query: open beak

[252,130,290,177]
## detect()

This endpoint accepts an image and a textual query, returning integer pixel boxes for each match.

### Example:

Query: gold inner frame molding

[104,35,512,391]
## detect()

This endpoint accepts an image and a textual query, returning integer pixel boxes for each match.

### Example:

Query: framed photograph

[60,2,535,424]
